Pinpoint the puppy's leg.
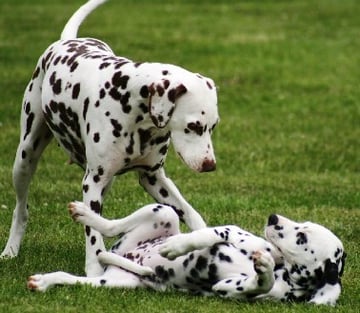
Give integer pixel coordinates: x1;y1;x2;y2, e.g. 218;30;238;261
69;201;180;253
28;269;142;292
139;168;206;231
69;202;180;237
1;67;53;258
212;251;275;299
98;251;154;276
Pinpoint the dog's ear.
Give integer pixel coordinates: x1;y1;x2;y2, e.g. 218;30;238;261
309;259;344;306
147;82;187;128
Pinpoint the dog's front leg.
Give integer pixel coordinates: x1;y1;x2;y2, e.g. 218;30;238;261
81;167;112;277
213;251;275;299
139;168;206;230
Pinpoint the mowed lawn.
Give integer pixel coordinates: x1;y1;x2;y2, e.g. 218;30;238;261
0;0;359;312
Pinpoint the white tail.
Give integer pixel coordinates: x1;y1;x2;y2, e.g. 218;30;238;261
60;0;108;40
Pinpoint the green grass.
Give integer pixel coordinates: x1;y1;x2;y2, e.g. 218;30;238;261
0;0;359;312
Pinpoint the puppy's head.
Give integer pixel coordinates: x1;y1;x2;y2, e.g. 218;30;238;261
265;214;346;305
147;70;219;173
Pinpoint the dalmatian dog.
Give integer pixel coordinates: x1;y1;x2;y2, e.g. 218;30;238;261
1;0;219;276
28;202;346;306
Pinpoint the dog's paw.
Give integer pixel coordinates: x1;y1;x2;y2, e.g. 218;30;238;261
252;250;275;274
159;234;193;260
27;274;51;292
68;201;94;223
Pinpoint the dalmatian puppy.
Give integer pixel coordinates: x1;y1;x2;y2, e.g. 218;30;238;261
28;202;346;306
1;0;219;276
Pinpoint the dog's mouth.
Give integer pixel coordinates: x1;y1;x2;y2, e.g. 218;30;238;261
176;152;216;172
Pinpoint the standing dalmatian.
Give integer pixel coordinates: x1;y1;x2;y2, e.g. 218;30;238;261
1;0;219;277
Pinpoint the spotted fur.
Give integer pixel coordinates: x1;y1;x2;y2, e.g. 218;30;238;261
1;0;219;277
28;203;345;306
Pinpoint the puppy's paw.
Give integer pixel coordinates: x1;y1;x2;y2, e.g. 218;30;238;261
159;234;193;260
68;201;94;224
27;274;51;292
252;250;275;274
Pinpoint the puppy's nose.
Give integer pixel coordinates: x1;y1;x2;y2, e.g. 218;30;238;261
268;214;279;226
201;159;216;172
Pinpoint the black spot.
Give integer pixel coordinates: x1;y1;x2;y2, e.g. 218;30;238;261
125;133;135;154
110;119;122;137
187;121;204;136
139;102;149;113
208;263;218;283
32;66;40;79
23;112;35;140
159;188;169;198
195;256;208;271
93;132;100;143
190;268;199;278
72;83;81;99
91;236;96;245
155;265;170;282
21;150;27;159
218;253;232;263
99;88;106;99
53;78;62;94
83;184;89;192
135;115;144;123
100;279;106;285
70;61;79;72
83;97;89;120
146;175;157;186
90;201;101;214
240;249;247;255
140;85;149;98
159;145;168;155
112;71;130;89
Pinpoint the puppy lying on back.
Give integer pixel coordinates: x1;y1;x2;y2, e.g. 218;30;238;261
28;202;346;306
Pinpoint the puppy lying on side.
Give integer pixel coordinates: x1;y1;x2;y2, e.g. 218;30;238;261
28;202;346;306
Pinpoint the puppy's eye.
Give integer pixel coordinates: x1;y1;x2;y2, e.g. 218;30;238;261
186;121;204;136
296;232;308;245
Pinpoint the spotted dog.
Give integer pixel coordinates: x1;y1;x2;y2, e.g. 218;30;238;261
1;0;219;276
28;202;345;306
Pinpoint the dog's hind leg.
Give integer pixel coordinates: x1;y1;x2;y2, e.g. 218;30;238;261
28;268;142;292
1;66;53;258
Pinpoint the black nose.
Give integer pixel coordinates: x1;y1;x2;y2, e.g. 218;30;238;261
201;159;216;172
268;214;279;226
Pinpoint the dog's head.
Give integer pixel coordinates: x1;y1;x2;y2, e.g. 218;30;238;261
265;214;346;306
146;69;219;173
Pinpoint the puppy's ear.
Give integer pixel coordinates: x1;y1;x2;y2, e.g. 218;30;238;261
309;259;343;306
147;82;187;128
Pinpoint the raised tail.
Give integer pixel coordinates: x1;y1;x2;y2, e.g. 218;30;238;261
60;0;108;40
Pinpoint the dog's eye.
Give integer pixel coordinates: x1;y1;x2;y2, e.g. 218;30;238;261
296;232;308;245
186;121;204;136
